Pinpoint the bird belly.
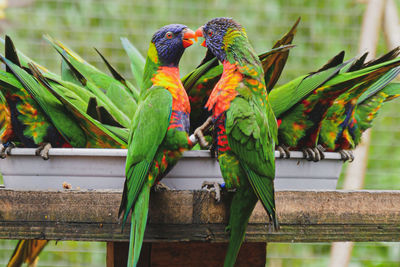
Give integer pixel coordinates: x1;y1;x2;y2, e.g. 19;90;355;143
214;113;244;189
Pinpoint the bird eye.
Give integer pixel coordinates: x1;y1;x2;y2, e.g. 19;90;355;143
165;32;174;39
207;29;213;37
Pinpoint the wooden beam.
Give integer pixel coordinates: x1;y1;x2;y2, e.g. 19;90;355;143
106;242;266;267
1;189;400;242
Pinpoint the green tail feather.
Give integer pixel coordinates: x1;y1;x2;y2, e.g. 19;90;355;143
243;165;278;230
128;184;150;267
224;181;259;267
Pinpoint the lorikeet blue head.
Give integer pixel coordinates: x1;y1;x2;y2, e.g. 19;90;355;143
151;24;196;67
195;17;244;62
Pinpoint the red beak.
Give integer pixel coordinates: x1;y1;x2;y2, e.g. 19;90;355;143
195;27;207;47
182;29;197;48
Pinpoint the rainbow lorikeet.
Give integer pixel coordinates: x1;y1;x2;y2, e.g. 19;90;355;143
183;18;299;134
43;35;134;129
1;38;129;267
350;82;400;146
319;76;400;160
0;63;80;158
118;24;197;267
318;49;400;160
195;18;278;267
0;90;12;146
276;48;400;161
0;36;129;132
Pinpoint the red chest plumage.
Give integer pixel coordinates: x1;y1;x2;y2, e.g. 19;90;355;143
205;61;242;119
214;113;231;155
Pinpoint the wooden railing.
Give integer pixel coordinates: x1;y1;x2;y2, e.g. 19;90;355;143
1;189;399;266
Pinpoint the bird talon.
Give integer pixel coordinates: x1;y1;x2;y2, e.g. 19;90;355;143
316;145;326;160
277;145;291;159
1;142;15;158
302;148;315;161
193;117;213;148
154;182;171;192
201;181;221;202
312;147;321;162
348;150;355;162
35;143;52;160
339;150;354;162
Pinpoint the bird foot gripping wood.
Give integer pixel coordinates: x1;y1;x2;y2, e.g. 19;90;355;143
302;146;325;162
276;145;291;159
339;150;354;162
201;181;222;202
154;182;171;192
191;117;213;149
0;142;15;159
35;143;52;160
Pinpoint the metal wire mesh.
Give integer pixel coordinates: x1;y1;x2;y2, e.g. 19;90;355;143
0;0;399;266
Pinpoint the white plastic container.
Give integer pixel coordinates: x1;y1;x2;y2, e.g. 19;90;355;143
0;148;343;190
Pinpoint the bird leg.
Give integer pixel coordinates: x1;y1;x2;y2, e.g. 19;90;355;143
339;150;354;162
276;144;291;159
192;116;213;148
35;143;52;160
0;142;15;159
201;181;221;202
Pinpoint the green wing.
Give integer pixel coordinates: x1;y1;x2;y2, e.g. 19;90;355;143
262;17;300;92
270;51;350;117
356;82;400;133
44;35;138;117
28;63;127;148
0;55;87;147
119;86;172;226
225;96;277;227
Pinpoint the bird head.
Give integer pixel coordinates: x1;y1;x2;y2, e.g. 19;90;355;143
151;24;196;67
195;17;244;62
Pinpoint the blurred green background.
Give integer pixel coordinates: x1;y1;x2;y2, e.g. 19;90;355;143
0;0;399;266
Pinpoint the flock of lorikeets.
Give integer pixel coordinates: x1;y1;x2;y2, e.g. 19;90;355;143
2;17;400;267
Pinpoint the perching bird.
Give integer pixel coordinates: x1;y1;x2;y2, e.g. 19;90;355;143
118;24;196;267
2;37;128;267
0;50;81;158
275;48;400;161
0;89;12;145
183;17;299;133
318;48;400;160
319;78;400;158
195;17;278;267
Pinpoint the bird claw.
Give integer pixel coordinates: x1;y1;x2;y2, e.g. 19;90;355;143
277;145;290;159
303;147;324;162
154;182;171;192
35;143;52;160
339;150;354;162
193;117;213;149
316;145;326;161
0;142;15;159
201;181;221;202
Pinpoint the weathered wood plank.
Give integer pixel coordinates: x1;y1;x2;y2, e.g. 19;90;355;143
1;189;400;242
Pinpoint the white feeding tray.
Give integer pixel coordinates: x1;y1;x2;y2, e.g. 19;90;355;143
0;148;343;190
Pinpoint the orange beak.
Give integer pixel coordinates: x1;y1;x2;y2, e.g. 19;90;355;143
182;29;197;48
195;27;207;47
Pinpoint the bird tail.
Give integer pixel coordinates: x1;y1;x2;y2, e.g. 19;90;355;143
127;184;150;267
244;166;278;231
223;181;259;267
7;239;48;267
